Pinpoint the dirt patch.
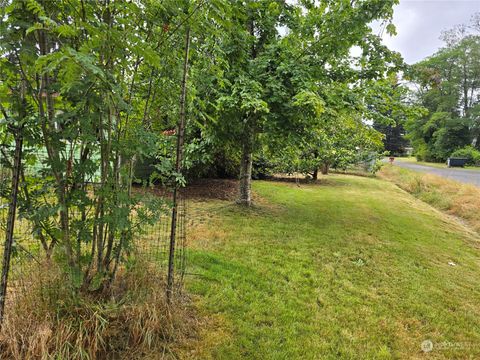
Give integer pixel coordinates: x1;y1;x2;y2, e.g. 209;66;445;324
135;179;239;202
185;179;239;201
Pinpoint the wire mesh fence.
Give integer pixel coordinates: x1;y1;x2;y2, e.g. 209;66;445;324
0;143;187;331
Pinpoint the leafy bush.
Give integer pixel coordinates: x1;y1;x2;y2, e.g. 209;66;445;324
450;146;480;166
414;142;434;162
414;141;446;163
356;151;385;174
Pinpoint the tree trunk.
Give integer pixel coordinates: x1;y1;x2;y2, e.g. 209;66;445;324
463;62;469;116
320;163;330;175
110;158;135;284
237;11;256;207
312;168;318;180
37;28;74;267
238;139;253;206
0;135;23;326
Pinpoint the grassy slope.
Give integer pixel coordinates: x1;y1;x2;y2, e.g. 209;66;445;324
186;176;480;359
379;165;480;233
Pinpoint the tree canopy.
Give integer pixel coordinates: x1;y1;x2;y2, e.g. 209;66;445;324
406;13;480;162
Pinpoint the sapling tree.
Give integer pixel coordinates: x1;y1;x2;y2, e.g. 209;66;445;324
0;0;187;293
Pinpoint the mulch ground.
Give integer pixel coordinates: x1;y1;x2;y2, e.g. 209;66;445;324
134;179;239;202
184;179;239;201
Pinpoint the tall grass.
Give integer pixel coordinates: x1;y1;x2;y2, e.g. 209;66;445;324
379;165;480;232
0;259;195;359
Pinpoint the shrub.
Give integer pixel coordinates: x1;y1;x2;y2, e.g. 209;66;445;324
413;142;428;161
414;143;441;162
450;146;480;166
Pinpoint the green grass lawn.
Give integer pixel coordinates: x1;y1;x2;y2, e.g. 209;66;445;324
394;156;480;171
186;175;480;359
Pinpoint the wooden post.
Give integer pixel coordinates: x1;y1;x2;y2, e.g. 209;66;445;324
0;135;23;326
167;26;190;303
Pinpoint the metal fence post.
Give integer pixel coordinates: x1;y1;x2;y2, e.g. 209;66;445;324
167;26;190;303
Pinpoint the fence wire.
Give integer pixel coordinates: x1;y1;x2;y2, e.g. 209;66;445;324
0;144;187;328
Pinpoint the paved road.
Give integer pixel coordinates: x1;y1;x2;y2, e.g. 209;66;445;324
393;161;480;186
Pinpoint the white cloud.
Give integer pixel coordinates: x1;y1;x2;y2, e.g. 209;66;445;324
381;0;479;64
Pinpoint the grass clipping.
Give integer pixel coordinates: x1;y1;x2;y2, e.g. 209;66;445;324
379;165;480;233
0;261;194;359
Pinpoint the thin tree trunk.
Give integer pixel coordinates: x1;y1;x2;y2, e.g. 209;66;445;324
237;12;256;206
19;169;51;255
103;153;121;270
37;28;74;267
142;69;155;128
110;157;135;283
0;135;23;326
463;62;469;116
97;0;114;276
312;150;319;180
167;26;190;303
83;200;101;288
96;112;109;274
238;138;253;206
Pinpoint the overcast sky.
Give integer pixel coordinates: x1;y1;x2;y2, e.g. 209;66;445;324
381;0;479;64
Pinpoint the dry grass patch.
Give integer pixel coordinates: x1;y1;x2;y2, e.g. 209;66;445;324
379;165;480;233
0;260;201;359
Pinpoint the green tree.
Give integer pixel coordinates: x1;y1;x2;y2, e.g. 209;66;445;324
406;13;480;161
0;0;197;290
200;0;402;205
